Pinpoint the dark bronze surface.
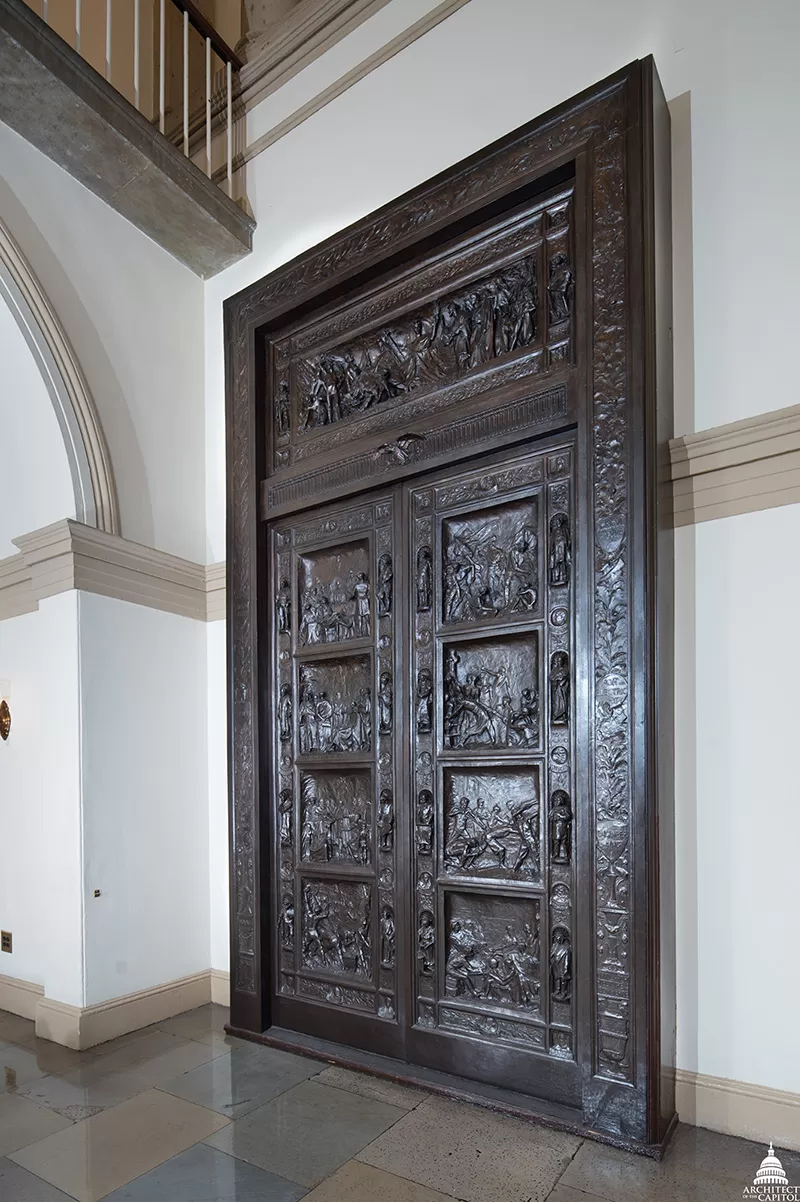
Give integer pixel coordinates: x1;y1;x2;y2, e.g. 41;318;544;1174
224;57;674;1149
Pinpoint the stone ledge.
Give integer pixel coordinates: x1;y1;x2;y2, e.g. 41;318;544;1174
0;0;254;279
0;520;226;623
669;403;800;525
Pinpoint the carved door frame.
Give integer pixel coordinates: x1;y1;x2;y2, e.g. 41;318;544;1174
224;57;674;1148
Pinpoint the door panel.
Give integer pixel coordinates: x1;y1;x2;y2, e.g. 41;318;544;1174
269;492;405;1058
407;442;578;1102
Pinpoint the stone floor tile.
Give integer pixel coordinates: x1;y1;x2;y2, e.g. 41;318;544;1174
0;1012;36;1047
315;1066;427;1112
667;1123;800;1185
546;1187;609;1202
560;1138;752;1201
19;1030;219;1118
99;1142;307;1201
8;1088;229;1202
0;1157;75;1201
82;1029;188;1071
358;1095;581;1202
206;1078;406;1188
0;1042;47;1091
0;1094;72;1157
19;1038;99;1077
159;1042;321;1119
303;1159;460;1202
157;1004;230;1043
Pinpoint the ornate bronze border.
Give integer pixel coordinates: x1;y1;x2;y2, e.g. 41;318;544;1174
224;59;673;1144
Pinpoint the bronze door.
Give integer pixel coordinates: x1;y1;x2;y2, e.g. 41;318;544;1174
269;441;579;1104
269;491;405;1058
405;443;578;1105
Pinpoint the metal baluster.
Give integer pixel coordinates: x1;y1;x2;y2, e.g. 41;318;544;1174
226;61;233;197
105;0;111;81
205;37;212;177
159;0;165;135
75;0;81;54
133;0;140;111
183;10;189;156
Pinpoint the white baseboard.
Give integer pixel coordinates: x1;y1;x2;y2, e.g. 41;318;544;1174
210;969;230;1007
0;972;44;1021
676;1068;800;1153
34;970;216;1051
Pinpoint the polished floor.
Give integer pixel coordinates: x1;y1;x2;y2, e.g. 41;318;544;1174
0;1005;795;1201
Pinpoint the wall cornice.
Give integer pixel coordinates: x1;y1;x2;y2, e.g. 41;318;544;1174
670;403;800;526
0;521;225;623
237;0;393;116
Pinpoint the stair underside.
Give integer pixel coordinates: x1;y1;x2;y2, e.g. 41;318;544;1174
0;0;254;279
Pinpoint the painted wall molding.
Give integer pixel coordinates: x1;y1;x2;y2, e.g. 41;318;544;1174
34;971;216;1050
0;972;44;1022
0;216;119;535
670;403;800;526
0;520;225;623
237;0;394;116
675;1069;800;1154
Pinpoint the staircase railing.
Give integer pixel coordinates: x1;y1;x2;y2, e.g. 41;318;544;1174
33;0;242;198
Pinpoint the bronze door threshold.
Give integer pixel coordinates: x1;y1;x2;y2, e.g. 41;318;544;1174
226;1022;677;1160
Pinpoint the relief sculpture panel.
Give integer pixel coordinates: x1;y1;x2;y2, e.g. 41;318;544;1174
443;635;540;751
301;880;372;980
443;766;540;880
300;770;372;865
298;659;372;754
295;255;540;434
444;894;541;1012
298;540;371;646
442;499;539;625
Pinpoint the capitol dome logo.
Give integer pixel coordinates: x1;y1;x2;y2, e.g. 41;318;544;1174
743;1143;798;1200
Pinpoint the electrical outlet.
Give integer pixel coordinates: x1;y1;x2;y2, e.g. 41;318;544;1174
1;931;12;953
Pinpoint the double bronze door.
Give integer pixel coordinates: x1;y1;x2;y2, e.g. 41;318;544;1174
269;438;579;1105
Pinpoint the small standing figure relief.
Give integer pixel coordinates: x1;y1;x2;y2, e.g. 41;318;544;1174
549;512;571;587
381;906;396;968
416;790;434;856
550;652;570;726
550;790;572;864
416;546;433;612
416;669;433;735
279;788;293;848
277;379;291;436
378;671;393;735
352;572;371;638
550;926;572;1002
547;253;574;325
377;553;393;617
418;909;435;976
276;577;292;634
378;788;394;852
279;893;294;949
278;683;293;743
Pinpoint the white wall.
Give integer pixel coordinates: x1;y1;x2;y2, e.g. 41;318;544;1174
78;592;210;1005
0;298;74;557
203;0;800;1095
207;621;229;972
0;593;83;1005
0;122;206;563
688;506;800;1094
